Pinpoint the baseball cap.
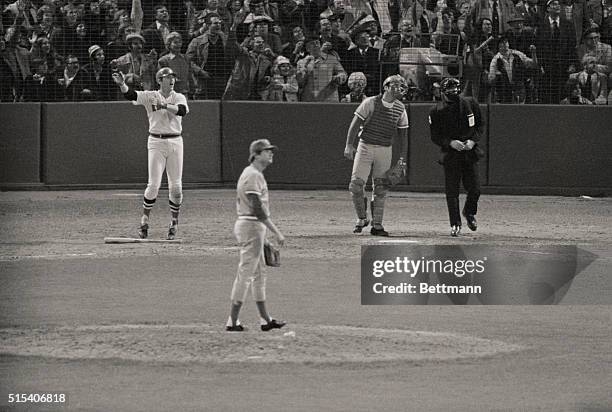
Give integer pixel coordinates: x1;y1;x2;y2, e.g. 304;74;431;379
88;44;102;59
249;139;278;162
126;33;145;44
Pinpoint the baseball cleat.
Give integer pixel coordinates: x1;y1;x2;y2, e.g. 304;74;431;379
226;324;247;332
462;209;477;231
167;222;178;240
138;223;149;239
370;226;389;237
450;225;461;237
353;218;370;233
261;319;286;331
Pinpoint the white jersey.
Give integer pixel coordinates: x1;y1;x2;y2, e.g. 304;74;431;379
236;165;270;220
134;90;189;135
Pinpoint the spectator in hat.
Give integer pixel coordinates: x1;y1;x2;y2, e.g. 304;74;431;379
362;15;385;50
296;35;347;101
341;70;367;101
267;55;299;101
248;14;283;55
111;32;158;90
536;0;577;104
576;26;612;77
504;14;536;54
82;44;114;100
343;27;381;96
240;0;273;41
223;8;273;100
158;31;191;96
569;54;608;103
187;13;231;99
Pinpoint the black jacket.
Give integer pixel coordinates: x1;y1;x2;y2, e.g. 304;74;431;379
429;96;484;155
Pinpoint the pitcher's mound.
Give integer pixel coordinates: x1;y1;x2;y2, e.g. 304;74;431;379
0;324;523;364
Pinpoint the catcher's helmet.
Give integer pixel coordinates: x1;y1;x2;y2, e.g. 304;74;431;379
440;77;461;96
156;67;177;83
383;74;407;88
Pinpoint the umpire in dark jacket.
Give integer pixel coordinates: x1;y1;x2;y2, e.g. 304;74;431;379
429;77;484;237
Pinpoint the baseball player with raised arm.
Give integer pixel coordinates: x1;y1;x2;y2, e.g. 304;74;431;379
226;139;286;332
344;74;409;237
112;67;189;240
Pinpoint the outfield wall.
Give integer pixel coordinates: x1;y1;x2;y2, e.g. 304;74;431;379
1;102;611;195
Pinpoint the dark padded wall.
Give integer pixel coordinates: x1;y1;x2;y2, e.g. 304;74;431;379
222;102;355;185
43;101;221;185
0;103;41;184
408;103;488;188
489;105;612;188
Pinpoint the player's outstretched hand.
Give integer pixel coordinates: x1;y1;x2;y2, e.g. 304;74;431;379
112;71;125;85
344;145;355;160
276;233;285;247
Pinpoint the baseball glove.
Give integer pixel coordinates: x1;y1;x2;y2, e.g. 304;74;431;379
384;159;407;186
263;242;281;267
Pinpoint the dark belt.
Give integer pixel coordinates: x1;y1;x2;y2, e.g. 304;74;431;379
150;133;181;139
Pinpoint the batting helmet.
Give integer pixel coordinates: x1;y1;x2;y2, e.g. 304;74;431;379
440;77;461;96
156;67;177;83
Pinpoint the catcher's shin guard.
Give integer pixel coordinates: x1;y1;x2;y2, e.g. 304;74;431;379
349;178;367;219
372;178;388;227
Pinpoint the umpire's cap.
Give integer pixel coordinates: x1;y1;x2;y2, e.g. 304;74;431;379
156;67;177;83
249;139;278;162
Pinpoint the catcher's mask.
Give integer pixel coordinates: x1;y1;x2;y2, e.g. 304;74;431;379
440;77;461;98
383;74;408;94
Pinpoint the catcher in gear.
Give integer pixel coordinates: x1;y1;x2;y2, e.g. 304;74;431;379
344;74;409;236
429;77;484;237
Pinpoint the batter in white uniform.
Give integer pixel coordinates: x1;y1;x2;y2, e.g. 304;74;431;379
226;139;286;332
112;67;189;240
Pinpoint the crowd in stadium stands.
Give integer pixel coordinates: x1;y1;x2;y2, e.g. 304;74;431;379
1;0;611;103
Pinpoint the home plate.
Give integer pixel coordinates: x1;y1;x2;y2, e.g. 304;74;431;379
104;237;183;244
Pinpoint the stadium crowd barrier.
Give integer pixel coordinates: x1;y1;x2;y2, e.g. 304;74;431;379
0;102;610;195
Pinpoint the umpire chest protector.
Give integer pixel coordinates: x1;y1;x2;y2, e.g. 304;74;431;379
360;96;406;147
430;96;480;147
